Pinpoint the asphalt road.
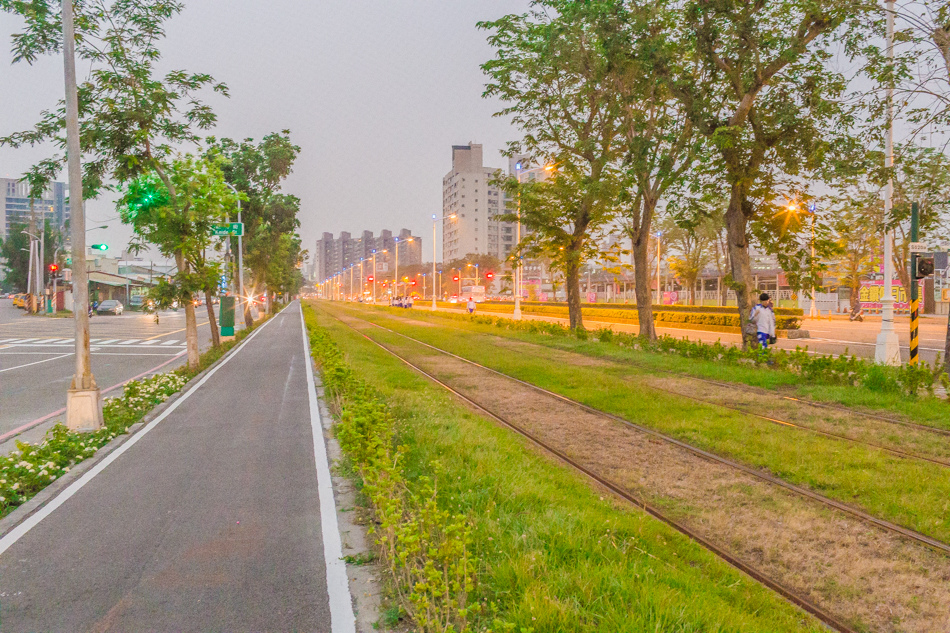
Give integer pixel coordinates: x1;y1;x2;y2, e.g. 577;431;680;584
0;301;242;449
423;305;950;364
0;303;338;632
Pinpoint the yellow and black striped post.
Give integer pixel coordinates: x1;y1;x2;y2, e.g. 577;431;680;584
910;201;920;366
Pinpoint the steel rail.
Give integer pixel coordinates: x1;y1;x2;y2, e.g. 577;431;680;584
329;313;858;633
343;313;950;558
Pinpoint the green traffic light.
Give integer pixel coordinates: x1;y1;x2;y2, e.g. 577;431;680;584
91;244;109;251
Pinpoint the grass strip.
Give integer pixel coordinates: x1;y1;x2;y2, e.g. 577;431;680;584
337;304;950;545
0;314;269;518
306;302;824;633
376;304;950;429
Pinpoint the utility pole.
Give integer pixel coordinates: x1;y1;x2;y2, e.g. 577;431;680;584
63;0;103;430
910;201;920;366
876;0;902;365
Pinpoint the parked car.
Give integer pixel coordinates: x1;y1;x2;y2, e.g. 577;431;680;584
96;299;124;315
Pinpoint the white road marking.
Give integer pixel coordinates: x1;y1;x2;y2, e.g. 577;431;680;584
118;339;141;345
141;340;159;345
160;340;179;346
0;338;18;344
299;304;356;633
0;311;279;557
97;339;119;345
0;353;73;373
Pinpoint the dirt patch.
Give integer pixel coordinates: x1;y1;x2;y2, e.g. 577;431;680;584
385;342;950;633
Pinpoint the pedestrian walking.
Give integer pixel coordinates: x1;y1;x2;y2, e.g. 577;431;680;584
749;292;776;349
467;297;476;315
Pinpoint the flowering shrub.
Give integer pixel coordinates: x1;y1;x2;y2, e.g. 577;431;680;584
0;371;188;517
307;315;503;633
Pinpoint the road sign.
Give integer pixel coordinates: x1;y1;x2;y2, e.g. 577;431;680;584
212;222;244;237
909;242;929;253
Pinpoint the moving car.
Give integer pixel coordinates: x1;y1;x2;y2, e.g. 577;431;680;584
96;299;124;315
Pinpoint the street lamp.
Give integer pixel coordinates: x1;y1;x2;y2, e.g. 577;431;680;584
432;213;457;310
654;231;662;304
224;183;245;323
876;0;901;365
513;162;555;319
394;237;413;298
371;249;386;303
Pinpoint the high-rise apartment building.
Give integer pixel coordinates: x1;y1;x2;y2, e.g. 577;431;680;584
442;143;512;262
314;229;422;282
1;178;70;240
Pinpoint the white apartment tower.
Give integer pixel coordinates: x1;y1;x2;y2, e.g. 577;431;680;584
442;144;513;262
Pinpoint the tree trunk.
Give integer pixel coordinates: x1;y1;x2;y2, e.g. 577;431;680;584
632;228;656;340
205;288;220;348
244;298;253;328
724;185;756;348
565;255;584;330
175;250;200;371
944;314;950;374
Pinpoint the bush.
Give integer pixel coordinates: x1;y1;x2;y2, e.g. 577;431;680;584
306;314;498;633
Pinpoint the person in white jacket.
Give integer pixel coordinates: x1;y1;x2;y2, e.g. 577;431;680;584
749;292;776;349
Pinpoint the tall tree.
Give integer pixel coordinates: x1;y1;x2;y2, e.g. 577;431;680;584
676;0;875;345
481;0;624;329
1;0;226;368
206;132;302;324
119;155;234;365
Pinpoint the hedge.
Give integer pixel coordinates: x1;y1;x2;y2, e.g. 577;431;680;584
490;301;804;317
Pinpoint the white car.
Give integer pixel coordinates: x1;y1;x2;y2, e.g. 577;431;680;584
96;300;124;315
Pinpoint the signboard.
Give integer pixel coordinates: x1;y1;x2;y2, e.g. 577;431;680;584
212;222;244;237
587;291;598;303
859;279;924;310
909;242;929;253
219;296;235;336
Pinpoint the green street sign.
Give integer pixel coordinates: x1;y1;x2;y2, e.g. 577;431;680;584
212;222;244;237
66;257;72;265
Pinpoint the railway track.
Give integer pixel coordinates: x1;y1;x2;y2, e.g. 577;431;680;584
338;312;950;558
327;312;860;633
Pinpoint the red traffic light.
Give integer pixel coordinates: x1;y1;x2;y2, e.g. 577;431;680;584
453;276;459;282
411;280;417;286
486;271;494;280
367;276;374;282
48;263;59;272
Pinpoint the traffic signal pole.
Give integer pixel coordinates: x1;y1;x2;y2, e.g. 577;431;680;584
910;202;920;366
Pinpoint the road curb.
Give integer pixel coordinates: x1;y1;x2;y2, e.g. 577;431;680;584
0;316;271;541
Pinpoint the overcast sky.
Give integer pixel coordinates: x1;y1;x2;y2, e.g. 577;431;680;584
0;0;530;265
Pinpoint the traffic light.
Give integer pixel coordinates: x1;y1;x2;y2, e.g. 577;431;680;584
90;244;109;251
48;263;59;273
916;257;935;279
411;280;417;286
367;276;374;282
486;271;494;280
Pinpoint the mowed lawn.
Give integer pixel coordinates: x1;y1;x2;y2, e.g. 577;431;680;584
332;303;950;546
309;303;825;632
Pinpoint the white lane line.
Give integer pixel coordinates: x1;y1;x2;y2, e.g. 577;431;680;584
41;339;72;344
12;338;39;344
160;339;179;346
97;339;119;345
299;304;357;633
141;340;159;346
0;338;18;344
118;339;141;345
0;312;279;557
0;353;73;373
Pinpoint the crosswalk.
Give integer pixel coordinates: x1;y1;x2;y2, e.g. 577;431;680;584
0;337;186;347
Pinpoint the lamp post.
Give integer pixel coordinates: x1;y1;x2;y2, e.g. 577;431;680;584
62;0;102;430
808;203;818;318
432;214;457;310
513;162;555;319
876;0;901;365
394;237;413;298
655;232;662;304
224;183;245;323
359;258;365;300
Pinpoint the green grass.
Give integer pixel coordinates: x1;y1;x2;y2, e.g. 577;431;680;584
373;304;950;429
308;302;824;633
331;303;950;546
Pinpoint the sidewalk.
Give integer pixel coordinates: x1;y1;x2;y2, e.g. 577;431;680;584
0;303;354;632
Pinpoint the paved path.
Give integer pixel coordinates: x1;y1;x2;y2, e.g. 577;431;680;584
0;303;352;632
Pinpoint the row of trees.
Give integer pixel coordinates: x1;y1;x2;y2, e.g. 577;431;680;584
0;1;305;370
481;0;950;348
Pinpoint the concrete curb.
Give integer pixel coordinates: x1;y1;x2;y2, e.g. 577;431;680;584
314;371;384;633
0;315;274;541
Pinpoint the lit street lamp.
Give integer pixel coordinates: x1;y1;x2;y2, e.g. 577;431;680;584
432;213;457;310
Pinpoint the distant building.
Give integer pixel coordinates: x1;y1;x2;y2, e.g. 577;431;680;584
315;229;422;282
1;178;70;240
442;143;513;262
